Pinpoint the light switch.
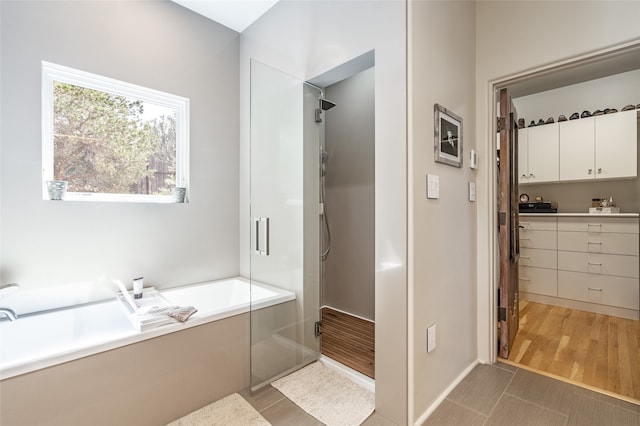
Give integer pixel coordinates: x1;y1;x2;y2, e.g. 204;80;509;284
468;182;476;202
427;174;439;199
427;324;436;353
469;149;478;169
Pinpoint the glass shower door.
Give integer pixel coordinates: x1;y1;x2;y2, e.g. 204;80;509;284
249;60;321;389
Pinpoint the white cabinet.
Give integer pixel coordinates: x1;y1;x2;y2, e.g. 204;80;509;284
557;216;639;317
518;214;640;320
518;124;559;184
559;117;595;180
559;110;638;181
595;109;637;179
518;216;558;297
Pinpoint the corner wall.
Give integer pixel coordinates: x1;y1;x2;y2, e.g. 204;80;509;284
475;1;640;363
408;1;478;422
0;1;240;302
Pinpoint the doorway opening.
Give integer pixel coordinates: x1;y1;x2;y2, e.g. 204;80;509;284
492;42;640;404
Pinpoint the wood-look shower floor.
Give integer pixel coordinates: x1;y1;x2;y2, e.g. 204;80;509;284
321;307;375;379
508;300;640;402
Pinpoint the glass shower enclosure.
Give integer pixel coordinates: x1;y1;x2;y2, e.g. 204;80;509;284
249;60;321;389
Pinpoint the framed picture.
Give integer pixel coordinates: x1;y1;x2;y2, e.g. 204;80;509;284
434;104;463;168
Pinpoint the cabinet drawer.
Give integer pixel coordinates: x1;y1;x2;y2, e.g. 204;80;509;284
558;251;639;279
519;230;557;250
558;231;639;256
519;216;557;231
520;248;557;269
520;266;557;297
558;271;639;310
557;217;639;234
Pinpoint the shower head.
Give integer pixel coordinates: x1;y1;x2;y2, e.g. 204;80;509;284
320;99;336;111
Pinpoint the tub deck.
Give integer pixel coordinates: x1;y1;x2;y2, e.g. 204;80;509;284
0;277;294;380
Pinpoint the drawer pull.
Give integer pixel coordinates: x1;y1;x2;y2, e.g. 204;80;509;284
587;241;602;245
587;287;603;292
520;256;530;259
519;277;530;281
587;262;602;266
519;238;530;241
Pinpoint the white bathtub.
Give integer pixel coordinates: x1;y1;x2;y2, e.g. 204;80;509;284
0;277;294;380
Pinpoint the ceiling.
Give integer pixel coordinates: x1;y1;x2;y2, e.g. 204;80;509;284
172;0;280;33
507;45;640;98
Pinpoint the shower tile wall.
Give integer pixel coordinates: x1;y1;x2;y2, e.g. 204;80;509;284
323;67;375;321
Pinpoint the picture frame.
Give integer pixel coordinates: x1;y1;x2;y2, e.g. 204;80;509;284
434;103;463;168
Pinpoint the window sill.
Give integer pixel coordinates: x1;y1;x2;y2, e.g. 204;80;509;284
44;193;187;204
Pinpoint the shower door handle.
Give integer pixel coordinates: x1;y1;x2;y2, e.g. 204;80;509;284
254;217;270;256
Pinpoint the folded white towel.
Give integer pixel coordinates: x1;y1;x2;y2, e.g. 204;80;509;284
147;305;197;322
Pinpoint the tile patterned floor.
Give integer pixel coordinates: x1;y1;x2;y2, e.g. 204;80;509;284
424;362;640;426
240;362;640;426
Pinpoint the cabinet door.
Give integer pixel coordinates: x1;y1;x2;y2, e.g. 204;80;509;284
520;247;557;269
558;231;639;256
559;117;595;181
595;109;637;179
519;229;557;250
557;217;639;234
520;266;557;296
527;123;559;183
518;128;528;183
558;250;639;279
519;216;557;231
558;271;639;310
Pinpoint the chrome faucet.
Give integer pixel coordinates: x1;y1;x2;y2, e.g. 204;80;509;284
0;307;17;321
0;283;20;321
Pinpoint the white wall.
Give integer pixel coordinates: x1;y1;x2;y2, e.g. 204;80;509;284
239;1;407;423
0;1;240;310
323;67;375;321
513;69;640;125
408;1;477;423
475;0;640;363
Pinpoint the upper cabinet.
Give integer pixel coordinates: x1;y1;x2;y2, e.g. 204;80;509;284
559;110;637;182
559;117;595;180
519;123;560;184
595;109;637;179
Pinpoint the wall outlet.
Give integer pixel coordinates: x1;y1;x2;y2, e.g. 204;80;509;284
427;324;436;353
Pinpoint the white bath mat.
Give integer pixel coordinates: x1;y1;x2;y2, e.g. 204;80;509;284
167;393;270;426
272;361;375;426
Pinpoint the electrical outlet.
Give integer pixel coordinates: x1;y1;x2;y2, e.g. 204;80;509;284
427;324;436;353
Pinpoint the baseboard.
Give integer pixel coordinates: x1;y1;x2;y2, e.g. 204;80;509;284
413;359;479;426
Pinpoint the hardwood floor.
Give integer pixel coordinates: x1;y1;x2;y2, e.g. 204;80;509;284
321;307;375;378
508;300;640;402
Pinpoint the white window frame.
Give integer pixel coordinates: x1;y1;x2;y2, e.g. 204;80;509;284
42;61;190;203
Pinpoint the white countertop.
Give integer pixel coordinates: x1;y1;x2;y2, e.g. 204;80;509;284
519;213;639;218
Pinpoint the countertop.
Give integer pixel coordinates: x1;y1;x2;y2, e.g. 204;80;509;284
519;213;639;218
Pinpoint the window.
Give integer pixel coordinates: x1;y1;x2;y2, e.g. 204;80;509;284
42;61;189;202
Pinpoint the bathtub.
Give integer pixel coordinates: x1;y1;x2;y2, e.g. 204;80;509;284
0;277;295;380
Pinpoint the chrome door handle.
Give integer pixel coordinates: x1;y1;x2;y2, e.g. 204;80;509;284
254;217;270;256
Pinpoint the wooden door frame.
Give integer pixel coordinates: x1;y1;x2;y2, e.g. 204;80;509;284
480;40;640;364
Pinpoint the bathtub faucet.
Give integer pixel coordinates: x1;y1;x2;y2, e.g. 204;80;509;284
0;307;17;321
0;283;20;321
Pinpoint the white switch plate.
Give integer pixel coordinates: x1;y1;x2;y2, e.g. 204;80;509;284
469;149;478;169
427;324;436;353
468;182;476;202
427;174;439;199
